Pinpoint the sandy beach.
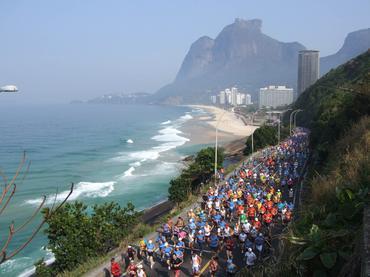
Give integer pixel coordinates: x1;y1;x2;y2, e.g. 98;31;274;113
182;105;258;145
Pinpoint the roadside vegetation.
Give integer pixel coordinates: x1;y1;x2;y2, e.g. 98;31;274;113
168;146;224;204
244;125;289;155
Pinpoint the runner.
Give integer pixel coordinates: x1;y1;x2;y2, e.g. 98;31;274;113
171;253;183;277
127;245;136;262
245;247;257;268
226;258;237;276
136;264;147;277
146;239;155;269
110;257;122;277
138;238;147;260
191;252;202;276
126;260;137;277
209;256;219;277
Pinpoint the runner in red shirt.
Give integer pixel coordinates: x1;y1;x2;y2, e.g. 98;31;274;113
110;257;122;277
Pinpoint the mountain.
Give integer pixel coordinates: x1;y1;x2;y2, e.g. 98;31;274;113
154;19;306;104
320;28;370;75
80;92;151;105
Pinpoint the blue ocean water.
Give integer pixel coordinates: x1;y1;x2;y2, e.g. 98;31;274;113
0;104;206;276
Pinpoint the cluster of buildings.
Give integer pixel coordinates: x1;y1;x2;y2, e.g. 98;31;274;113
258;50;320;109
209;50;320;110
210;87;252;106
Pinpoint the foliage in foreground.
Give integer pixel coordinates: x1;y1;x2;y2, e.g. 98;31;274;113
168;147;224;204
40;202;140;273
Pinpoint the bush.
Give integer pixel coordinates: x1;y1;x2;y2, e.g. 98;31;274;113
244;125;278;155
34;258;53;277
168;147;224;204
42;201;140;272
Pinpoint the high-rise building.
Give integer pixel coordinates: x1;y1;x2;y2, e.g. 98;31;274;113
219;91;226;105
245;94;252;105
259;85;294;109
210;95;217;104
297;50;320;96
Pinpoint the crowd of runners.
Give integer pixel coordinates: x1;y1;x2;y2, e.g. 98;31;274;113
110;129;309;276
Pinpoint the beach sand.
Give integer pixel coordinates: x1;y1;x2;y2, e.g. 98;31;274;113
182;105;258;146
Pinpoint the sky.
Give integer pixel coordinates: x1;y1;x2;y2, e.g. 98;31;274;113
0;0;369;105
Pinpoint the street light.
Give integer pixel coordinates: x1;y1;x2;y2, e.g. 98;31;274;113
289;109;302;135
293;109;303;129
214;109;227;187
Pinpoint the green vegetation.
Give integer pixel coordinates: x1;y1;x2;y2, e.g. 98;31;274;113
261;50;370;276
288;49;370;166
168;147;224;204
244;125;289;155
39;202;140;274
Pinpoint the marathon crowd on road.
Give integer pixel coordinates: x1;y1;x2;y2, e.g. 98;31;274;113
110;129;309;277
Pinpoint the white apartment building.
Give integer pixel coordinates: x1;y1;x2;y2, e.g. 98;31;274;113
245;94;252;105
259;85;294;109
219;91;226;104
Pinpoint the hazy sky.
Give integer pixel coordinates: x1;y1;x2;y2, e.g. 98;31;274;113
1;0;369;104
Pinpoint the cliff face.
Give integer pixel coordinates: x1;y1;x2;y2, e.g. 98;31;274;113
321;28;370;75
155;19;306;103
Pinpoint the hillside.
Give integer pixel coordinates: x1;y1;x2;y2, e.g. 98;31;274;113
321;28;370;75
273;50;370;276
291;49;370;165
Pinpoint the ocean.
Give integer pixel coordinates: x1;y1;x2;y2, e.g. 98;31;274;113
0;104;208;276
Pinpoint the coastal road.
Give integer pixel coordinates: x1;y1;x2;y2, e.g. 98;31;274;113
89;130;308;277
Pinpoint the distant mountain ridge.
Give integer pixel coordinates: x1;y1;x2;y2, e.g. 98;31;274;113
320;28;370;75
153;19;370;104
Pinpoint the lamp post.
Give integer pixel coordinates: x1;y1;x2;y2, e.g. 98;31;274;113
289;109;302;135
214;109;227;187
293;109;303;129
251;130;254;154
278;113;281;144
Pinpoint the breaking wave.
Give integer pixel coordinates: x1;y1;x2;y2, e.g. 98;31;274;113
25;181;116;206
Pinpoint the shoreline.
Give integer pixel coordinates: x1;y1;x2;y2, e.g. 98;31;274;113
187;104;258;138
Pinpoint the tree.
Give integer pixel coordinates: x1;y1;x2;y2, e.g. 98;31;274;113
244;125;278;155
43;201;140;272
0;152;73;264
168;147;224;204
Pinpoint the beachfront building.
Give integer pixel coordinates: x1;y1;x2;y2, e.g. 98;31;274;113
211;87;252;106
259;85;294;109
297;50;320;97
246;94;252;105
219;91;226;104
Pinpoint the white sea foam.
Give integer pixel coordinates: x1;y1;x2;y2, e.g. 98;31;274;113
25;181;116;206
126;139;134;144
1;257;33;276
161;120;171;125
130;161;142;167
111;112;191;164
179;114;193;121
129;149;160;161
123;166;135;177
18;248;54;277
